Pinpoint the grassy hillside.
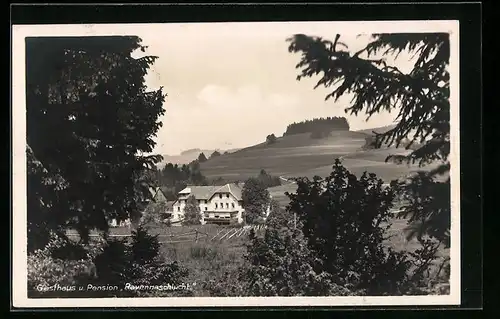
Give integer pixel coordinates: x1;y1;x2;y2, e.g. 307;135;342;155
158;148;240;166
355;124;397;135
199;131;367;181
197;126;444;208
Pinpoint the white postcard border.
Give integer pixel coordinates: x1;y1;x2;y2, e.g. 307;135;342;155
12;20;461;308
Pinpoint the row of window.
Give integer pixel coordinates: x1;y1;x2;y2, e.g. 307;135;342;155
177;202;236;212
215;202;235;209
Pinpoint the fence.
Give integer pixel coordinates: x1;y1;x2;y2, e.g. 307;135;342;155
66;224;267;244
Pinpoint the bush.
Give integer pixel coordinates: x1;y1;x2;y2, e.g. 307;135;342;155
182;195;202;226
283;159;441;295
242;178;270;224
257;169;281;188
241;226;353;296
94;226;190;297
266;134;277;145
28;227;191;298
265;199;290;229
27;233;98;298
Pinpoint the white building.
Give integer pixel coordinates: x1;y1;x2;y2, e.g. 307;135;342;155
171;183;271;225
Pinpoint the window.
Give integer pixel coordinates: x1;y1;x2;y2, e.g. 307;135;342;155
232;203;235;208
204;200;208;204
219;194;222;199
226;194;230;198
215;203;218;209
204;207;207;211
177;207;180;212
226;203;229;208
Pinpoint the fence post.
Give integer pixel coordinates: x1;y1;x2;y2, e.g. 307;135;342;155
195;230;198;242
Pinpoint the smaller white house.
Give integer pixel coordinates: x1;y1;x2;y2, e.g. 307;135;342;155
171;183;271;225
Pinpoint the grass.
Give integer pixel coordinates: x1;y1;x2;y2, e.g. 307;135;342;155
155;221;449;296
64;220;448;297
160;239;247;296
199;131;367;180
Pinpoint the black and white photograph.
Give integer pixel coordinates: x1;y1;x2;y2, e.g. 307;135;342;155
12;20;460;307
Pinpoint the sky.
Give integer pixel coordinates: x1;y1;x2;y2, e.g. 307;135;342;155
129;22;418;155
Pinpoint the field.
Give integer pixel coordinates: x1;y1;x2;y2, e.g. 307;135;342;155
199;131;367;181
267;146;438;207
75;127;448;297
199;129;444;208
67;224;265;297
69;219;448;297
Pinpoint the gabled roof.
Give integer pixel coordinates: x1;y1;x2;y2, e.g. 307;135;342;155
147;186;168;202
148;186;158;199
208;183;243;201
178;186;220;200
178;183;244;201
166;200;175;211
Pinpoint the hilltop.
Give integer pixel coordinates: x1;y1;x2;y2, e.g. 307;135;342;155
199;130;368;181
158;148;240;167
354;124;398;135
197;124;436;207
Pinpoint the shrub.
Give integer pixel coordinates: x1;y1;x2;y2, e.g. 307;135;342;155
189;244;219;260
257;169;281;188
28;227;191;298
94;226;190;297
265;199;290;229
182;195;202;226
27;233;97;298
284;159;441;295
266;134;277;145
242;178;270;224
241;226;353;296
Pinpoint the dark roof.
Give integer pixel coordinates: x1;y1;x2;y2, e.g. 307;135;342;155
178;183;244;201
166;201;175;210
178;186;220;200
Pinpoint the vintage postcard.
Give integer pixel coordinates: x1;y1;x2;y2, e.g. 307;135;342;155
12;20;460;308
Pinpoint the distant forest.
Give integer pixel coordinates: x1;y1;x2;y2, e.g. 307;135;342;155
283;117;350;136
152;161;208;201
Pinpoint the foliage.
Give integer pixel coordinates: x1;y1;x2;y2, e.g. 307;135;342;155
210;177;228;186
265;199;292;229
157;161;208;201
287;32;451;247
141;200;169;225
362;135;378;150
182;195;202;226
27;233;96;297
266;133;277;144
26;36;166;250
28;227;190;298
395;169;451;245
285;160;441;295
241;178;271;224
93;226;190;297
257;169;282;188
283;116;349;136
210;150;221;159
241;221;353;296
198;152;208;163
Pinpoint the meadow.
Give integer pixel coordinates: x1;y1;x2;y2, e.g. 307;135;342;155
200;129;443;208
199;131;367;181
62;128;450;297
81;218;449;297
